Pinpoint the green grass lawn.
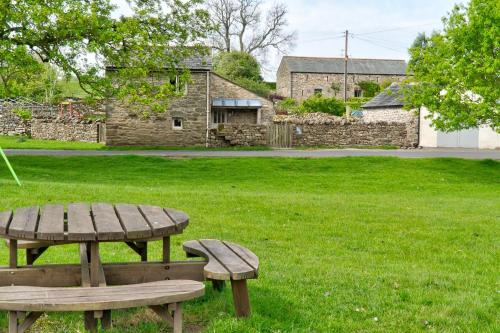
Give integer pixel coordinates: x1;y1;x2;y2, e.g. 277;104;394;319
0;156;498;332
0;135;271;151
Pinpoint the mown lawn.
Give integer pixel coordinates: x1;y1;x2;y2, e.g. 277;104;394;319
0;156;498;333
0;135;271;151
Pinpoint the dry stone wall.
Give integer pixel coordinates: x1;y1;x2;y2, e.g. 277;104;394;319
362;107;416;123
0;110;30;136
31;119;101;142
274;113;418;147
209;124;268;147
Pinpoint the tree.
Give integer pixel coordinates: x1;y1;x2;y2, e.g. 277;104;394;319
213;51;261;81
207;0;296;55
213;51;271;97
405;0;499;131
357;81;380;98
0;0;211;113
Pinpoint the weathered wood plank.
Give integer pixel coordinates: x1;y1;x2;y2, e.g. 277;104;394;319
8;207;39;239
0;210;13;234
91;203;124;241
114;204;152;239
163;208;189;232
0;261;206;287
139;205;176;236
37;205;65;241
200;239;254;280
0;280;205;312
223;241;259;272
183;240;231;280
67;204;95;241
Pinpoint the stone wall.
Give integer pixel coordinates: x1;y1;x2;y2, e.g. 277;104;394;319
276;61;291;98
362;107;416;124
209;124;268;147
31;118;101;142
274;113;418;147
106;71;209;146
290;73;406;101
0;110;30;136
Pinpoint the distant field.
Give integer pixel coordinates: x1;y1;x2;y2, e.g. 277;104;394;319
0;156;498;332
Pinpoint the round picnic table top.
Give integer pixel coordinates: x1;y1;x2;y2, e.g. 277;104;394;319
0;203;189;242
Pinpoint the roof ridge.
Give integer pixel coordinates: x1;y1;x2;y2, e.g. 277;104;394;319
283;56;406;62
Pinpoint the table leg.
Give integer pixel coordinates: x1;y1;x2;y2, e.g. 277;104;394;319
163;236;170;263
9;239;17;268
89;242;100;287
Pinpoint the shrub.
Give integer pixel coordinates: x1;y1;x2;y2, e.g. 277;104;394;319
298;95;345;116
213;51;262;82
346;97;371;111
380;79;394;90
276;98;299;113
232;77;271;98
357;80;381;97
11;108;32;121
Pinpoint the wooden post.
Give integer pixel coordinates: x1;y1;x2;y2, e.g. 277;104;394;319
9;239;17;268
163;236;170;263
172;303;182;333
231;280;251;317
90;242;100;287
9;311;17;333
138;242;147;262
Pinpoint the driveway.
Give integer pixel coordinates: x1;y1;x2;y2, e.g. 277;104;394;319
4;148;499;159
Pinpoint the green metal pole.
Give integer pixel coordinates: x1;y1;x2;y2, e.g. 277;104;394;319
0;147;21;186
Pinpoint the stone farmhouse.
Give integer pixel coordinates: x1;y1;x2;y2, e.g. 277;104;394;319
105;57;274;147
276;56;407;100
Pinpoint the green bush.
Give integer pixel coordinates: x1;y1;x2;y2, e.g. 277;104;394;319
357;80;381;97
233;77;271;98
346;97;371;111
298;95;345;116
213;51;262;82
11;108;32;121
276;98;299;113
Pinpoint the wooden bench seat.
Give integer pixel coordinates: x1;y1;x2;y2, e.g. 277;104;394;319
183;239;259;317
0;280;204;333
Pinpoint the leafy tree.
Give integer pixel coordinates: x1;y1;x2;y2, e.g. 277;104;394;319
405;0;499;131
0;46;44;98
213;51;261;81
357;81;380;98
0;0;211;114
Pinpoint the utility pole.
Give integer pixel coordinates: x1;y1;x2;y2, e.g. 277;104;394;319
343;30;349;102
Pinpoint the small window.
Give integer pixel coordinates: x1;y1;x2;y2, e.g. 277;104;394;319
172;117;183;130
169;75;188;95
314;88;323;95
354;88;362;97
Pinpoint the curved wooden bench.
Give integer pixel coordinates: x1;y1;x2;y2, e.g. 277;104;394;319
183;239;259;317
0;280;204;333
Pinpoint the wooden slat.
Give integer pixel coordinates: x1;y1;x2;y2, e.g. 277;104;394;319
0;280;205;312
0;210;13;234
0;261;206;288
200;239;254;280
164;208;189;231
67;203;95;241
223;241;259;272
36;205;65;241
91;203;124;241
183;240;231;280
138;205;176;236
8;206;39;239
115;204;152;239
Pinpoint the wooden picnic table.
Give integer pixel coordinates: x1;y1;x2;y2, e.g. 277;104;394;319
0;203;194;330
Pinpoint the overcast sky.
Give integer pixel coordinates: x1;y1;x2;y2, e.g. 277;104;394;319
112;0;462;81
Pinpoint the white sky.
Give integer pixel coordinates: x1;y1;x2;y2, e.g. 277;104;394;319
111;0;462;81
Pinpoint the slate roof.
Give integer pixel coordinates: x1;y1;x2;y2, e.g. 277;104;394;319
281;56;407;75
106;55;212;71
362;83;405;109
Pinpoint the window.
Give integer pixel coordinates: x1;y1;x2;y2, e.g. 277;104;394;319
314;88;323;95
354;88;362;97
172;117;183;130
213;110;227;124
169;75;188;95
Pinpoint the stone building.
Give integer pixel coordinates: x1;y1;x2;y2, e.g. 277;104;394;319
361;83;416;123
276;56;407;101
105;57;274;147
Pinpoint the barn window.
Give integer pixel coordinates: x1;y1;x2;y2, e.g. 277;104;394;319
212;110;227;124
314;88;323;95
354;88;362;97
172;117;183;130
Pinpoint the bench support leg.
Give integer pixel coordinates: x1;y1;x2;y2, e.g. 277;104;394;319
125;242;148;261
9;311;42;333
84;312;98;333
101;310;112;329
231;280;251;317
149;302;182;333
212;279;226;292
